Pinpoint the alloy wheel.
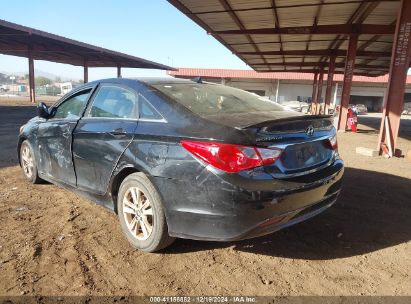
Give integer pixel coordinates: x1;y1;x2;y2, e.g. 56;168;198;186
122;187;154;241
21;145;34;179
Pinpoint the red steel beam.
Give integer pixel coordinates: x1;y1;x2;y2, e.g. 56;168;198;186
28;46;35;104
314;69;325;115
301;0;324;68
254;69;386;77
214;24;395;35
251;62;388;69
310;72;319;114
377;0;411;155
239;49;390;57
338;34;359;131
218;0;268;66
318;1;380;65
191;0;397;15
270;0;286;67
324;56;336;114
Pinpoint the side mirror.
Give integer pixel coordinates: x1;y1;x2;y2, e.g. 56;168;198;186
37;102;50;119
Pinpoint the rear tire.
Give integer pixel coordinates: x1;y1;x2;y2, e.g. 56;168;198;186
20;140;43;184
117;172;175;252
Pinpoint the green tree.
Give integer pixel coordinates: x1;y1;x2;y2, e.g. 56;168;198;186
35;76;52;86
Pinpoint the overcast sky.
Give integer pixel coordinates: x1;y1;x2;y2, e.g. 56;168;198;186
0;0;249;81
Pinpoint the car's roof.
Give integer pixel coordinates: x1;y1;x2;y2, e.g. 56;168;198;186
73;77;216;93
94;77;197;85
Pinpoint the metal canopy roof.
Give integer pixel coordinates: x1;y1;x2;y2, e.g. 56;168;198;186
168;0;403;76
0;19;173;70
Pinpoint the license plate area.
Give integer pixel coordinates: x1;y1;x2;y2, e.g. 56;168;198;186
279;140;332;173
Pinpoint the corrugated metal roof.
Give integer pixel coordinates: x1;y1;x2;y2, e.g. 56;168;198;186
0;19;173;70
168;0;403;76
168;67;411;83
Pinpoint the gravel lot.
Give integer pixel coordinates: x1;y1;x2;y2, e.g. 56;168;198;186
0;99;410;296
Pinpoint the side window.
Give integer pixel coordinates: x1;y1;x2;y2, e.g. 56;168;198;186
87;85;137;119
139;94;164;120
53;89;91;119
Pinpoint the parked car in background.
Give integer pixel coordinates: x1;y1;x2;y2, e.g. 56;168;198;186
281;100;310;113
281;100;302;112
402;102;411;115
300;101;310;114
355;104;368;114
18;78;344;252
0;84;9;93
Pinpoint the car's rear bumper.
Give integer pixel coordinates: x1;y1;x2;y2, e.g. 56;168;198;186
153;159;344;241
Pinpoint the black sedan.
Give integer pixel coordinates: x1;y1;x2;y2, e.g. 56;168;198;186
18;78;343;252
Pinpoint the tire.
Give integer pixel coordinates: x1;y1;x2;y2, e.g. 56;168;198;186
20;140;43;184
117;172;175;252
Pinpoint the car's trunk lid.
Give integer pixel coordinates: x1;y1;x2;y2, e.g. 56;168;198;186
205;112;336;177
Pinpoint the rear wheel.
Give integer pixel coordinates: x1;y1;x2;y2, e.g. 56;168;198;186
20;140;42;184
117;172;175;252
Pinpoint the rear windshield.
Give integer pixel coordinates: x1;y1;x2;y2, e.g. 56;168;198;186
151;83;284;115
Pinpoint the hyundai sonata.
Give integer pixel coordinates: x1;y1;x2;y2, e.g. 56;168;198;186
18;78;343;252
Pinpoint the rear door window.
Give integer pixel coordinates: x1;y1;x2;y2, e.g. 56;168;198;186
87;85;138;119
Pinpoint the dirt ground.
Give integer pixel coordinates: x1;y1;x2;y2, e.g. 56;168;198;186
0;98;410;296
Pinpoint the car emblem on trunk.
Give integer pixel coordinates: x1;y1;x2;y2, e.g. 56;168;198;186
306;125;315;136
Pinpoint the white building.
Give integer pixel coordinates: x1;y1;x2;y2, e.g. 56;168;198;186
169;68;411;112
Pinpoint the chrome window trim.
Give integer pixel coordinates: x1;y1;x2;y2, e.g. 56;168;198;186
79;116;168;123
266;134;332;150
81;116;139;122
138;117;168;123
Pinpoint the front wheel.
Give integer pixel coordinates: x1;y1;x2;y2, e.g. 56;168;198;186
20;140;42;184
117;172;175;252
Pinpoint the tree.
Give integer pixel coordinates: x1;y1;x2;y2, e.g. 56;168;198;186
35;76;52;86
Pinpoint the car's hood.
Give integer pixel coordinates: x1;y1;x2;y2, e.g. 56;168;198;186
203;110;303;129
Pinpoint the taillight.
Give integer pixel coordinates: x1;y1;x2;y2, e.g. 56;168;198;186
180;140;282;173
328;135;338;150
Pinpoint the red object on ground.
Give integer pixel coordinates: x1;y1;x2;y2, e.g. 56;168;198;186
346;108;358;132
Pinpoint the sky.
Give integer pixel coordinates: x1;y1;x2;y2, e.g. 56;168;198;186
0;0;249;81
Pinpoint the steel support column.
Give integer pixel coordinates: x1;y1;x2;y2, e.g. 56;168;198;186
315;69;325;115
275;79;280;103
377;0;411;156
117;64;122;78
337;34;358;130
83;59;88;83
324;56;336;114
310;72;319;114
333;82;339;107
28;47;35;104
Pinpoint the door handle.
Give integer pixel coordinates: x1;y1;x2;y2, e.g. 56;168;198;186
108;128;127;137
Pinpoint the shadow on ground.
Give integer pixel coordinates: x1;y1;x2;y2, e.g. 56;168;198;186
166;167;411;259
357;114;411;141
0;105;36;169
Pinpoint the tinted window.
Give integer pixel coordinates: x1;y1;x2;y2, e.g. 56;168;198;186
87;85;137;119
53;89;91;119
152;83;284;116
139;94;164;120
